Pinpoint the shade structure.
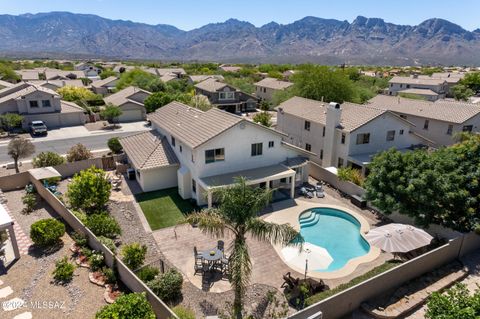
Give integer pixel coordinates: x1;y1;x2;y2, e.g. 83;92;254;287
365;223;433;253
281;242;333;271
28;167;62;180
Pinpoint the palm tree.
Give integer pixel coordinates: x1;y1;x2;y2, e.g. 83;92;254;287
185;177;302;318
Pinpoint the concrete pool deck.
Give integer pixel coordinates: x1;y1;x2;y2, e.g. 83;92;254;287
264;199;381;279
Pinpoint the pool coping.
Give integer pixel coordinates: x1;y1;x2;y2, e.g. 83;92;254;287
265;201;381;280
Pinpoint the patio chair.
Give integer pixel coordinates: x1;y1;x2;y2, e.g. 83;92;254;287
316;190;325;198
194;257;204;275
217;240;224;252
221;254;229;276
193;246;202;259
281;272;299;290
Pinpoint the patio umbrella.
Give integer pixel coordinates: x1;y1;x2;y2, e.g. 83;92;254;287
281;242;333;271
365;223;433;253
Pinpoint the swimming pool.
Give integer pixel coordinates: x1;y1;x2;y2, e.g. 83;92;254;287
299;207;371;272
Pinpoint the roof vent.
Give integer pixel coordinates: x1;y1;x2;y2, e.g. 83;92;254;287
329;102;340;109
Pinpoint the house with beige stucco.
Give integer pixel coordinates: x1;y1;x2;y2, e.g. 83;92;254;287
103;86;151;122
388;75;448;99
254;77;293;102
120;101;311;207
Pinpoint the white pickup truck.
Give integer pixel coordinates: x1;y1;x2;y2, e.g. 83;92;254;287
29;120;48;136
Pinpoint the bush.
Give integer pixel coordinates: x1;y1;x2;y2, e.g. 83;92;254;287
337;167;364;186
253;111;272;127
66;143;92;162
107;137;123;154
32;151;65;168
89;251;105;271
121;243;147;270
67;166;111;213
85;214;121;239
101;266;116;284
172;306;195;319
98;236;117;253
22;193;36;213
136;266;159;282
72;210;88;223
52;256;75;283
30;218;65;247
95;292;155;319
147;269;183;303
71;231;88;247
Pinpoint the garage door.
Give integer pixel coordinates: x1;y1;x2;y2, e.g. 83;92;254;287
119;110;143;122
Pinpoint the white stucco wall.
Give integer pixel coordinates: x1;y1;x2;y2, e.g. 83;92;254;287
138;166;178;193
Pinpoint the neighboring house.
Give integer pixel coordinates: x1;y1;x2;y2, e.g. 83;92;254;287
194;78;258;113
187;75;224;85
103;86;150;122
367;95;480;146
422;72;465;96
74;62;101;78
143;67;186;82
254;77;293;101
282;70;296;80
276;96;425;175
0;80;14;89
0;83;86;129
45;70;86;81
15;70;40;81
31;80;85;91
388;76;448;98
120;101;310;206
397;88;440;101
218;64;241;73
91;76;119;95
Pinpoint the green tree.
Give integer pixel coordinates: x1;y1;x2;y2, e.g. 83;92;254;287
57;86;101;103
107;137;123;154
121;243;147;270
67;166;111;213
253;111;272;127
291;65;355;103
460;72;480;93
0;113;23;135
426;284;480;319
95;293;155;319
116;69;165;92
100;105;123;129
8;136;35;173
66;143;92;162
0;65;20;82
144;91;192;113
32;151;65;168
185;177;301;317
337;167;364;186
99;69;116;80
452;84;474;101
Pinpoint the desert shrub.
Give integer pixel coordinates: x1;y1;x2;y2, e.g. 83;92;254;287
96;293;155;319
337;167;364;186
136;266;159;282
32;151;65;168
22;193;36;213
71;231;88;247
98;236;117;253
101;267;116;284
72;210;88;223
147;269;183;303
172;306;195;319
121;243;147;270
107;137;123;154
67;166;111;213
30;218;65;247
52;256;75;283
253;111;272;127
90;251;105;271
85;214;121;239
66;143;92;162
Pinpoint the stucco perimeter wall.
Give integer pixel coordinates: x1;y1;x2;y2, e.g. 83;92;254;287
308;162;365;197
0;172;30;191
29;174;178;319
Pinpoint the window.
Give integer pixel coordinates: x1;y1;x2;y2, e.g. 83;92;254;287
29;100;39;108
42;100;51;107
192;179;196;193
320;149;323;160
322;126;325;137
447;125;453;135
400;129;404;135
341;133;346;144
400;84;403;88
406;84;410;88
356;133;370;145
386;130;395;141
463;125;473;132
219;92;235;100
338;157;344;167
423;120;429;130
179;145;183;153
268;141;274;148
205;148;225;164
305;143;311;152
263;88;266;93
251;143;263;156
171;136;176;147
304;121;311;131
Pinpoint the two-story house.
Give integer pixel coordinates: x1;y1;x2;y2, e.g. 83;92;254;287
276;96;426;175
367;95;480;146
103;86;151;122
194;78;258;114
254;77;293;102
0;83;86;129
120;101;310;207
91;76;119;95
388;76;448;100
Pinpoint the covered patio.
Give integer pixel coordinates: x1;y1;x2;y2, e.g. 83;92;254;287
199;163;297;208
0;203;21;267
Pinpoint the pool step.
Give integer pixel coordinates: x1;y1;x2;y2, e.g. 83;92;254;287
299;213;316;224
299;213;320;227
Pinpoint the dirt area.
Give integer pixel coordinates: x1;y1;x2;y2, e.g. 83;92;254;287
84;121;123;132
0;162;34;177
1;189;108;319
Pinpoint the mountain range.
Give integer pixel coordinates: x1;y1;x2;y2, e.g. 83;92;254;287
0;12;479;65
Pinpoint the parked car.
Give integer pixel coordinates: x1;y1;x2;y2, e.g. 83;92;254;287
29;120;48;135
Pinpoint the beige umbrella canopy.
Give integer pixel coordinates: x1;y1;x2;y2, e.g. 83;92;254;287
365;223;433;253
281;243;334;271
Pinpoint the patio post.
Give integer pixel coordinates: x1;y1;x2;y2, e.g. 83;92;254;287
290;173;296;199
207;191;213;208
7;223;20;260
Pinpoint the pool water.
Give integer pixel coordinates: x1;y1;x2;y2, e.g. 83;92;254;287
299;207;370;272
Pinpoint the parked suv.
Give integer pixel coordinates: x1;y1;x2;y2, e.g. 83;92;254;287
29;120;48;136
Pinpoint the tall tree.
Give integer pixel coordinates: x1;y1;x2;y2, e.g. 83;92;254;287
185;177;301;318
0;113;23;135
8;137;35;173
100;105;123;129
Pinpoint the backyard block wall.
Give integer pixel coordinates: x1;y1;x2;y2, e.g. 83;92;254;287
308;162;365;197
0;172;30;191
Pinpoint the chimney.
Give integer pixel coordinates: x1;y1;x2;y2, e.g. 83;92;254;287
323;102;342;167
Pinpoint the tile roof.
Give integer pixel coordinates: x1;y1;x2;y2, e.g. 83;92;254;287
254;77;293;90
45;70;85;80
367;95;480;124
15;70;40;80
0;84;58;104
156;68;186;76
277;96;386;132
60;100;86;113
104;86;151;106
188;75;224;83
0;80;14;88
389;76;446;85
160;74;178;83
119;131;179;170
399;88;439;96
33;79;85;89
148;101;243;149
194;78;231;93
91;76;118;88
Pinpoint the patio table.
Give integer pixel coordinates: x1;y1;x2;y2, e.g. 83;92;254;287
200;248;223;271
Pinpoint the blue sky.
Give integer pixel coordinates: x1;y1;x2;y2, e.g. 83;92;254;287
1;0;479;31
